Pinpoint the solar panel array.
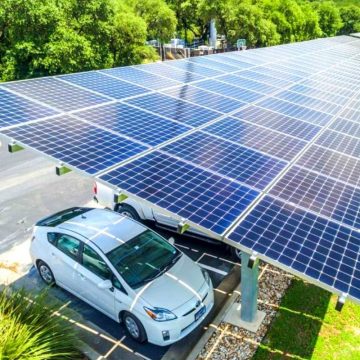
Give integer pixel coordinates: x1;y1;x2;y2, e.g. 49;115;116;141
1;35;360;303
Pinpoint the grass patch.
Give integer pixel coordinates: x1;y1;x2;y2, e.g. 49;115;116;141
253;279;360;360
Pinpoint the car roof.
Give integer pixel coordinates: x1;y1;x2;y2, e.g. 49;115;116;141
57;208;146;253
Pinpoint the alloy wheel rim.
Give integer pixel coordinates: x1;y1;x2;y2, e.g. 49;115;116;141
121;211;134;219
125;316;139;338
40;265;53;283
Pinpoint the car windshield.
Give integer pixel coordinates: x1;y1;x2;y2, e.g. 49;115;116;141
106;229;181;289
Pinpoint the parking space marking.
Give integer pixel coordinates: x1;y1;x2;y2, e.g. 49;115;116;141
103;336;126;359
198;263;228;276
174;243;189;250
195;253;206;263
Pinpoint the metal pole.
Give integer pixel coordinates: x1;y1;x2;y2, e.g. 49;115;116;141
240;252;259;322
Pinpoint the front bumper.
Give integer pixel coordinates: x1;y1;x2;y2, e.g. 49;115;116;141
144;283;215;346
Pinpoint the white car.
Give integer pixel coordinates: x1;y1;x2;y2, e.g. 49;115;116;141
30;207;214;346
93;181;241;261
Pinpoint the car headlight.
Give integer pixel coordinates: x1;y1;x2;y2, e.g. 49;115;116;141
144;307;177;321
201;268;211;285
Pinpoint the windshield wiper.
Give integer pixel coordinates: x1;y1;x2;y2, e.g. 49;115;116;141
132;253;183;289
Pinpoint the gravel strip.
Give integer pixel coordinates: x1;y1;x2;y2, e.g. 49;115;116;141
197;264;293;360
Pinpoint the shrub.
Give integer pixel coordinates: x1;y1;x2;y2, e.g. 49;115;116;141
0;287;82;359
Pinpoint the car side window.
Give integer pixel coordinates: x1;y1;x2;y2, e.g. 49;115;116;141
82;244;112;280
47;232;58;245
56;234;81;261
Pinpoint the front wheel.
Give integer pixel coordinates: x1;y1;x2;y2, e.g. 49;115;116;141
122;312;147;343
37;260;55;285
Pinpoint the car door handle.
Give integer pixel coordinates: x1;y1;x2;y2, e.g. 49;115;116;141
78;273;85;280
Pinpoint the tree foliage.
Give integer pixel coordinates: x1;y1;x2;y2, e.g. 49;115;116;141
0;0;359;81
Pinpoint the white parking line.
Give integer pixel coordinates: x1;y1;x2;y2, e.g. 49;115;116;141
198;263;228;276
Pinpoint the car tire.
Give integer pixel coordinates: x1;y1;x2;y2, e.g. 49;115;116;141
122;312;147;343
229;246;242;263
117;204;141;222
37;260;55;286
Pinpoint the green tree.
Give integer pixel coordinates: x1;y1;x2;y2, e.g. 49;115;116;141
314;1;343;37
339;5;360;34
132;0;177;42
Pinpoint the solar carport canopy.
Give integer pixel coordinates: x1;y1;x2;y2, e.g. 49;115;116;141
1;35;360;304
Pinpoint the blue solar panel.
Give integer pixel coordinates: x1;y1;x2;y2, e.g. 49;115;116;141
133;63;205;83
194;80;264;103
228;196;360;299
163;60;223;77
217;74;278;95
233;106;321;141
163;85;246;113
187;57;239;72
100;151;259;235
288;84;350;106
2;115;148;174
234;70;295;88
203;117;307;161
221;52;267;65
100;67;180;90
59;71;148;100
257;97;333;126
76;103;191;147
125;93;220;127
2;78;109;112
264;63;312;78
270;166;360;229
0;88;58;129
162;131;287;190
251;67;303;83
275;91;342;116
315;130;360;158
300;79;357;99
297;145;360;188
207;54;254;69
339;107;360;123
330;118;360;138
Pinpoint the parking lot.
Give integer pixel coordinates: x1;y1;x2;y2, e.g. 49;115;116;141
0;141;240;360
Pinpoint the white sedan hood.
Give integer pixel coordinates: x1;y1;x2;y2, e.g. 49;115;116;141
139;254;206;311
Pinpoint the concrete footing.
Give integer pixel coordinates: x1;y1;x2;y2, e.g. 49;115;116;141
224;302;266;333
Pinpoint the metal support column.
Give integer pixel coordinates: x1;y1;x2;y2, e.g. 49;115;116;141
240;252;259;322
224;251;265;332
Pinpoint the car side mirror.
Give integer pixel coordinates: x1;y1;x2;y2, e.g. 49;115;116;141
168;237;175;245
98;279;113;289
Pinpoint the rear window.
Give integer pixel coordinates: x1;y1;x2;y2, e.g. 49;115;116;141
36;207;92;227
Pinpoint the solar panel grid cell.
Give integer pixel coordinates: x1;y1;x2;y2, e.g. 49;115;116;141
1;115;148;174
186;57;241;72
59;72;149;100
125;92;221;126
330;118;360;138
161;131;287;190
256;97;333;126
315;130;360;158
233;70;295;88
2;78;109;112
275;90;343;115
193;80;264;103
0;88;58;129
161;85;247;113
217;74;278;95
100;67;180;90
297;145;360;188
270;166;360;229
76;102;191;147
233;105;322;141
203;117;307;161
164;60;223;77
100;151;260;235
133;62;205;83
228;196;360;299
